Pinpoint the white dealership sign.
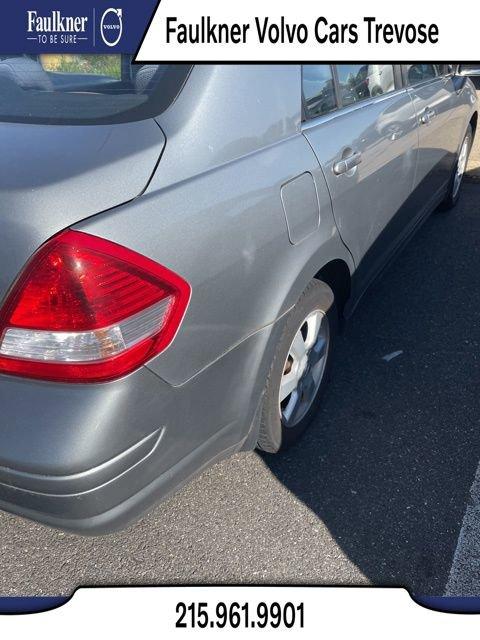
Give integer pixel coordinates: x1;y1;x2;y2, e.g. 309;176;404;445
135;0;476;62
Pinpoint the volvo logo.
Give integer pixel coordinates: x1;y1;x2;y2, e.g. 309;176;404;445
100;8;123;47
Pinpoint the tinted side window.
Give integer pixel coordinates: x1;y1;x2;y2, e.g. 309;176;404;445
406;64;444;85
336;64;395;106
302;65;337;119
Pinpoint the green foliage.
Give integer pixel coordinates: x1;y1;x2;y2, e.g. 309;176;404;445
41;55;121;79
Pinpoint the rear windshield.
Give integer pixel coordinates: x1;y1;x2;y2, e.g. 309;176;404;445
0;55;191;125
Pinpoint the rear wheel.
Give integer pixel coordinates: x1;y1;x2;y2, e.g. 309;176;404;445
439;124;473;211
257;279;337;453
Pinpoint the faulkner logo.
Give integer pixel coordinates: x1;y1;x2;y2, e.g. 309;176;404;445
100;8;123;47
27;10;89;44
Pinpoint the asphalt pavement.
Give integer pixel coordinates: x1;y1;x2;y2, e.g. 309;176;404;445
1;140;480;597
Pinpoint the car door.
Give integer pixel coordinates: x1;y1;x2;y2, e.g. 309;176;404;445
405;64;465;202
302;64;419;289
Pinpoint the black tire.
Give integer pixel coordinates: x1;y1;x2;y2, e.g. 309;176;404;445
257;279;337;453
438;124;473;212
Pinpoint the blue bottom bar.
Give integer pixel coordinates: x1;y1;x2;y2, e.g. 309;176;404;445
0;597;68;614
414;596;480;613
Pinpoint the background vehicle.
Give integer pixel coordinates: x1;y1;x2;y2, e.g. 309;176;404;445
0;59;476;534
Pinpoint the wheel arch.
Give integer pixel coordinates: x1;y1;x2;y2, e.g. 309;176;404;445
470;111;478;139
314;258;352;319
241;256;353;451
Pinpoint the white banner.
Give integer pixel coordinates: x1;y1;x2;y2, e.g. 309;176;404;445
135;0;476;62
1;588;479;637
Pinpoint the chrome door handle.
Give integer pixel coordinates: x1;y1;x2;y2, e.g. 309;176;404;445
419;108;436;125
333;151;362;176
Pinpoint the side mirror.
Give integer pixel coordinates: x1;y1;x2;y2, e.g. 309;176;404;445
457;64;480;77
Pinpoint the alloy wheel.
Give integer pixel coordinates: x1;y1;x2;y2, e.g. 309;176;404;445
453;135;470;198
279;309;330;427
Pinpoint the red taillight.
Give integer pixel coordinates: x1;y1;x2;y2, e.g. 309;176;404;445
0;230;191;383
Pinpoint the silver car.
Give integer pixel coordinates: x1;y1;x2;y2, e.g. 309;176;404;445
0;59;477;534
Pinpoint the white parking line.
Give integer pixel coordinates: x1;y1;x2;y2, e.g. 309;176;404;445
445;463;480;596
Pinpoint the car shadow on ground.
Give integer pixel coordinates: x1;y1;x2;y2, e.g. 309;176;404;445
262;183;480;595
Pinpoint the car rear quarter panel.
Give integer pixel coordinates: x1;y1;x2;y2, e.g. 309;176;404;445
0;120;166;306
77;65;354;386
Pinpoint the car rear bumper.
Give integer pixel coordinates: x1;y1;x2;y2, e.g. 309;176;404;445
0;321;280;534
0;423;241;535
